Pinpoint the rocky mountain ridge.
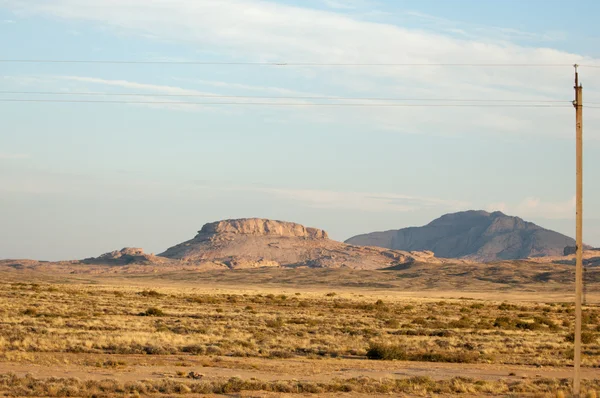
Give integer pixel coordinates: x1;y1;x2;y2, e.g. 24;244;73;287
81;248;168;266
198;219;328;240
346;211;580;262
0;219;453;272
158;218;449;270
3;216;591;273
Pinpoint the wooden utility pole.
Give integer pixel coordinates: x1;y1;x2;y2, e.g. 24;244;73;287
573;64;583;398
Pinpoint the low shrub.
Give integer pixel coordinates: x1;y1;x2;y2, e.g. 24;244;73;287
181;344;205;355
138;290;164;298
366;342;480;363
265;317;285;328
366;342;406;360
269;350;294;359
140;307;165;317
565;332;597;344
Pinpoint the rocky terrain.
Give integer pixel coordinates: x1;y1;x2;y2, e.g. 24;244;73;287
2;217;600;293
159;218;453;270
527;247;600;267
0;219;460;273
346;211;581;262
81;248;166;266
2;216;597;284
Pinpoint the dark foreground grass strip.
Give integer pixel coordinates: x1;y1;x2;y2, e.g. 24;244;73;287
1;373;599;397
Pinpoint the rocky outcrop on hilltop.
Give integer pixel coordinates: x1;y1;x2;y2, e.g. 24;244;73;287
0;219;466;273
199;219;328;240
159;218;455;270
82;248;166;265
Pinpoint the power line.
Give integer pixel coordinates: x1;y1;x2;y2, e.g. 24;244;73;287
0;91;571;103
0;98;573;107
0;59;592;67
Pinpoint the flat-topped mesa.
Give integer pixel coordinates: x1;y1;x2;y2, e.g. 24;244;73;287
198;219;329;240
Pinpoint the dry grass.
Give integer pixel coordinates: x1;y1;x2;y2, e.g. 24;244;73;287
1;373;600;397
0;279;599;396
1;282;598;367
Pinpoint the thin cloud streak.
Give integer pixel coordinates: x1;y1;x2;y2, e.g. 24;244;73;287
4;0;598;139
0;169;467;214
191;182;470;213
0;153;30;160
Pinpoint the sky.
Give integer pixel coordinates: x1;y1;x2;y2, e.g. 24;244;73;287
1;0;600;260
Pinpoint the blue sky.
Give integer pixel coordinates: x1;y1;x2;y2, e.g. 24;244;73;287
1;0;600;260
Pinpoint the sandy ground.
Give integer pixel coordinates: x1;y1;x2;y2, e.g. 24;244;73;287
2;353;599;383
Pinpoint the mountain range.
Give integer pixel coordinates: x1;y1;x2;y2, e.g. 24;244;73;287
345;210;580;262
156;218;454;269
2;218;460;272
2;212;593;274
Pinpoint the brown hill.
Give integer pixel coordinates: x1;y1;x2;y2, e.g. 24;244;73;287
346;211;581;262
0;219;459;273
158;218;454;270
3;218;598;293
528;248;600;267
81;248;165;266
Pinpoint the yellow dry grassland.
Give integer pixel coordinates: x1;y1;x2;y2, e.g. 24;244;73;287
0;279;599;397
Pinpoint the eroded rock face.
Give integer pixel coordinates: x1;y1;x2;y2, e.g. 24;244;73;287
1;219;461;272
198;219;328;240
98;248;146;260
83;248;159;265
223;257;281;269
346;211;580;262
158;218;458;270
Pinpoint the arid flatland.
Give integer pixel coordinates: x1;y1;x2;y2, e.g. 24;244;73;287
0;270;599;397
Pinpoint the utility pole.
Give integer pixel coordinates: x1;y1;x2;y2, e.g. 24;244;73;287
573;64;583;398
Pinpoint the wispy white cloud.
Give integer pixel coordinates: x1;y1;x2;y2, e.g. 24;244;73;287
191;182;469;213
2;76;50;86
172;77;324;97
3;0;599;138
4;72;583;141
6;1;592;75
0;153;30;160
11;74;329;100
1;19;16;24
320;0;373;10
263;187;433;212
59;76;201;95
51;76;222;112
397;10;562;43
0;167;467;213
42;75;316;113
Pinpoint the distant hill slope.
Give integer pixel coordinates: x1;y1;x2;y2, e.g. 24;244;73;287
345;211;579;262
0;219;466;273
158;218;458;269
